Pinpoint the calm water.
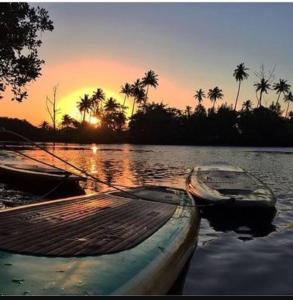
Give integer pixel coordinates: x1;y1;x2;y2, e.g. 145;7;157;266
1;144;293;295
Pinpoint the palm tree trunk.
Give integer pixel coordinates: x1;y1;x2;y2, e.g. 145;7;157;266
286;102;290;117
146;86;149;100
259;92;263;107
122;95;126;107
276;93;281;105
234;81;241;111
83;110;86;122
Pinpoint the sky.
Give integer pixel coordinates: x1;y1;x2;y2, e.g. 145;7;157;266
2;2;293;125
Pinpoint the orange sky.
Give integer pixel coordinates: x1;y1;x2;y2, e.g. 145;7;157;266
0;57;202;126
3;3;293;126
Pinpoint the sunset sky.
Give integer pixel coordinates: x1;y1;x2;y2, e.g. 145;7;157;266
2;2;293;126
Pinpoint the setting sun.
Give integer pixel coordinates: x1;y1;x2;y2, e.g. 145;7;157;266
90;116;101;126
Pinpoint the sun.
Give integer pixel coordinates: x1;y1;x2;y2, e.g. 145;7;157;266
89;116;101;126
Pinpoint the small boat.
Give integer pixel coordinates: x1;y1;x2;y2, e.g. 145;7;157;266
186;163;276;211
0;162;85;194
0;186;199;295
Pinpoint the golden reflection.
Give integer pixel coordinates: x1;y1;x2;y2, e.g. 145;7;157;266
92;145;98;155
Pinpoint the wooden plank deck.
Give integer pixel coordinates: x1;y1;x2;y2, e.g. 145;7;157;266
0;193;176;257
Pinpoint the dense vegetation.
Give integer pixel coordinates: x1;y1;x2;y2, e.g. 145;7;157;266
1;101;293;146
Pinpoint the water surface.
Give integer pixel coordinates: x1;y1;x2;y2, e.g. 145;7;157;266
1;144;292;295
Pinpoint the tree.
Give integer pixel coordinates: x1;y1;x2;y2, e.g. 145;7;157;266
91;88;105;113
39;121;50;130
284;91;293;118
273;79;291;106
130;79;146;117
242;100;252;112
104;97;120;113
61;114;74;128
185;106;192;118
0;3;54;101
208;87;224;109
254;65;274;107
254;78;271;107
120;83;132;109
46;85;60;134
142;70;159;101
194;89;206;105
77;94;92;122
233;63;249;111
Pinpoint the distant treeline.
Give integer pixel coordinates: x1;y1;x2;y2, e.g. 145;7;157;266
1;102;293;146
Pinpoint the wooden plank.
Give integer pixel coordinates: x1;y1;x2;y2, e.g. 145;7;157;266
0;193;177;256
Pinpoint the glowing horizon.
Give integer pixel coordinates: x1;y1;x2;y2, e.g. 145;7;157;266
1;3;293;126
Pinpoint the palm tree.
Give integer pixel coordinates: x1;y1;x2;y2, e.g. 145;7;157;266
77;94;92;122
194;89;205;105
91;88;105;112
130;79;146;116
208;87;224;109
233;63;249;111
104;97;120;113
141;70;159;100
185;105;192;117
254;78;271;107
284;91;293;117
120;83;132;108
242;100;252;112
61;114;73;128
273;79;291;106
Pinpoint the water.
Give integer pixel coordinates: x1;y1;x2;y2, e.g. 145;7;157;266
1;144;293;295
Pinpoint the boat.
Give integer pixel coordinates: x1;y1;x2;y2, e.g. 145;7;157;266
0;185;199;295
186;163;276;212
0;162;85;195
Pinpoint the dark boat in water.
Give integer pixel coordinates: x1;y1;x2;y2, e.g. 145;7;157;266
0;186;199;295
0;162;86;196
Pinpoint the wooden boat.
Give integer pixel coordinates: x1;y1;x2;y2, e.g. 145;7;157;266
0;186;199;295
0;162;85;193
186;163;276;210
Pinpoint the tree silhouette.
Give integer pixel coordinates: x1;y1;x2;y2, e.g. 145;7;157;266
103;98;126;131
242;100;252;112
285;91;293;117
77;94;92;122
273;79;291;106
142;70;159;101
208;87;224;109
104;97;120;112
0;3;53;101
61;114;75;128
120;83;132;109
91;88;105;114
194;89;206;106
39;121;50;130
185;106;192;118
254;78;271;107
130;79;146;117
233;63;249;110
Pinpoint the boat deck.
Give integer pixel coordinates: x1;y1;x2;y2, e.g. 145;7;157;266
0;193;176;257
